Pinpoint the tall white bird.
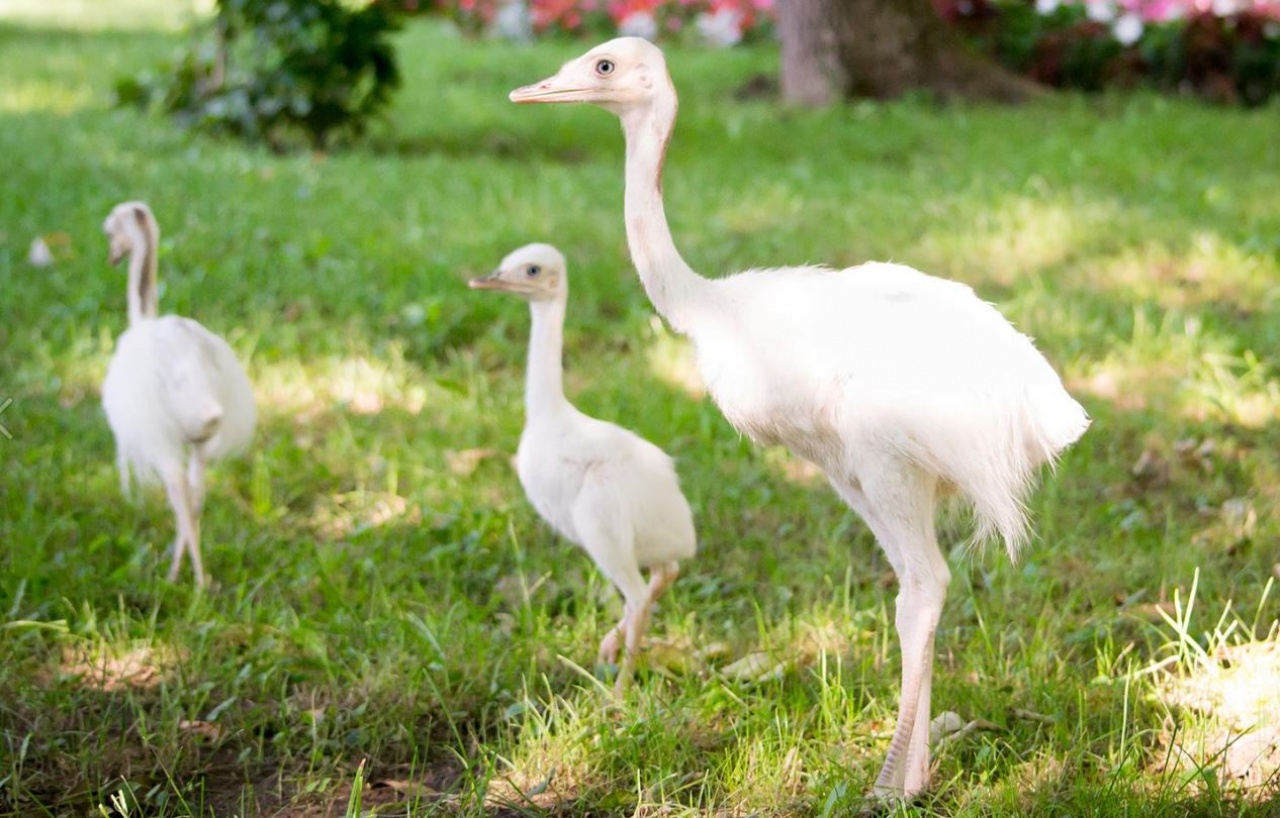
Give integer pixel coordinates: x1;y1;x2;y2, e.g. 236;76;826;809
511;39;1090;799
101;201;256;589
469;243;697;694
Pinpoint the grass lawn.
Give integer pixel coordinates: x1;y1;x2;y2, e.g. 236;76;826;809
3;5;1280;816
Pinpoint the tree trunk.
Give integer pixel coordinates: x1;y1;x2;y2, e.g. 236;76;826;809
779;0;1042;105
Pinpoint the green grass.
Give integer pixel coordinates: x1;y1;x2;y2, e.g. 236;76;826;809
3;6;1280;817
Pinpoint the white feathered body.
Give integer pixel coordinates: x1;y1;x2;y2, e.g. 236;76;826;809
103;315;256;487
516;406;696;572
684;261;1089;555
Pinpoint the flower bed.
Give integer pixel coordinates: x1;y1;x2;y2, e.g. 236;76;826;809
945;0;1280;104
381;0;1280;104
384;0;775;44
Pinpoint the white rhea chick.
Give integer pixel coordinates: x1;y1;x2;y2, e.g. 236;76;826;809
469;243;697;694
101;201;256;589
512;40;1090;800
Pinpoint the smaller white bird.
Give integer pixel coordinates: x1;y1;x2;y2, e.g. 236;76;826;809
101;201;256;589
470;243;697;694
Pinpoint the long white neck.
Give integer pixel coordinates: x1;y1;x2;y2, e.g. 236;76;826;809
619;83;710;336
126;225;159;326
525;296;572;421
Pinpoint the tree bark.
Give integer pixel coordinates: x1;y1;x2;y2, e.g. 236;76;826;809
779;0;1042;105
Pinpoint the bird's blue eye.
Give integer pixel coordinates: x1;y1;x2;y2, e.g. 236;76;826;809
527;265;541;277
596;59;615;76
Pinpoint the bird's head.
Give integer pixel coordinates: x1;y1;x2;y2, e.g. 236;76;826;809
509;37;668;115
469;243;567;302
103;201;154;266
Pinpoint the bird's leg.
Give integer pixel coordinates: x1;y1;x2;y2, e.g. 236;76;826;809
874;566;947;799
186;509;207;590
903;613;940;796
163;466;194;584
184;453;210;589
597;576;648;694
187;451;207;518
614;561;681;696
614;600;642;696
163;464;208;589
575;506;650;693
830;469;947;802
117;448;132;499
646;560;680;603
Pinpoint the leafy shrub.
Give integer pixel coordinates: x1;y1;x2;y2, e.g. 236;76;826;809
1146;9;1280;105
117;0;401;150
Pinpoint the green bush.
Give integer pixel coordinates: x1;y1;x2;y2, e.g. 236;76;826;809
117;0;401;150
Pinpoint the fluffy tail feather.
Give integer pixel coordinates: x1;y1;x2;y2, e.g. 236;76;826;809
937;387;1089;562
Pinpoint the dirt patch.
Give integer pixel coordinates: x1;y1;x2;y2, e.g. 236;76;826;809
244;757;467;817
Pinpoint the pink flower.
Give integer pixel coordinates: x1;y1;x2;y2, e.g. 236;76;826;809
1116;0;1184;21
531;0;581;29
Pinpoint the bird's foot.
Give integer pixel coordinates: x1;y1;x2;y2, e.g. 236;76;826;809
856;784;926;816
597;629;622;666
865;772;935;812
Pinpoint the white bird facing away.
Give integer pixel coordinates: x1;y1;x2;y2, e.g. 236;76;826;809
469;243;697;694
511;40;1090;800
101;201;256;589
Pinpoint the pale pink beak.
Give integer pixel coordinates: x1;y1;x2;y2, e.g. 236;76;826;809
509;74;592;104
468;270;507;290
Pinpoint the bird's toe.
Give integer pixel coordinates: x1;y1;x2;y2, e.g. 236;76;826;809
597;630;621;665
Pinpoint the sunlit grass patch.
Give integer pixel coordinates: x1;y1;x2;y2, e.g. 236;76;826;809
1143;574;1280;799
0;79;95;115
0;0;206;31
1089;232;1280;313
1157;636;1280;792
255;350;434;421
1073;306;1280;426
918;194;1098;289
58;638;184;692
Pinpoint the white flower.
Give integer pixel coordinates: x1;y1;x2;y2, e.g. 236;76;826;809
696;7;744;47
491;0;532;41
27;237;53;267
1085;0;1117;22
1113;12;1143;45
1035;0;1061;14
618;11;659;40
